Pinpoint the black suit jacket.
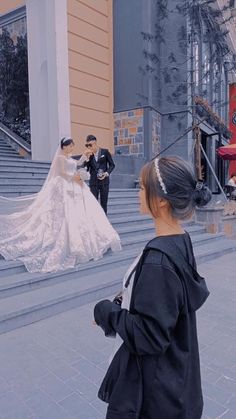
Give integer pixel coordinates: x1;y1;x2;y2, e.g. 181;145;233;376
84;148;115;186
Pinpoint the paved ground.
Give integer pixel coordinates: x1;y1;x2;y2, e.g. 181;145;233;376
0;252;235;419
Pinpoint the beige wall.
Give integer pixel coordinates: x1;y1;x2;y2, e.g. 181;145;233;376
0;0;25;15
67;0;114;154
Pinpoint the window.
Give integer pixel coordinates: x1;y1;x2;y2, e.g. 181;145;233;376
193;40;200;90
202;42;211;101
212;61;219;112
219;65;228;123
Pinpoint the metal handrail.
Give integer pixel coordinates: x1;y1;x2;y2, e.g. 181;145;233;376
0;124;31;154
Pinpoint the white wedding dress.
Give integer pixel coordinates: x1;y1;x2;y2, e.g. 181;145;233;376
0;149;121;273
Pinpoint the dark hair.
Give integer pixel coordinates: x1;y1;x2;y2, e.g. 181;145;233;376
230;172;236;178
86;135;97;142
60;137;74;149
141;156;212;220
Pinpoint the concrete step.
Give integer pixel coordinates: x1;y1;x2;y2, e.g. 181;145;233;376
122;231;224;249
0;263;129;334
0;155;24;160
0;191;39;197
0;148;18;153
0;228;223;271
110;189;138;192
0;189;138;198
0;141;14;145
0;186;138;201
115;224;154;238
0;168;49;176
0;143;14;148
0;178;45;186
0;158;50;166
0;185;41;193
0;238;143;280
0;236;235;334
0;225;216;279
0;248;138;298
108;202;138;210
0;150;17;156
0;152;21;158
104;191;139;198
106;197;138;204
0;172;138;191
0;189;139;199
109;215;153;228
0;172;47;179
0;191;138;200
194;238;236;263
0;146;15;151
0;229;151;279
108;207;141;218
0;259;25;277
116;222;205;237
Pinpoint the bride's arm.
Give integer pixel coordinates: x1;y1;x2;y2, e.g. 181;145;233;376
77;154;89;165
58;156;81;183
77;149;93;168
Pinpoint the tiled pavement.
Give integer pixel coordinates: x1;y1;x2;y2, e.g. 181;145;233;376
0;252;235;419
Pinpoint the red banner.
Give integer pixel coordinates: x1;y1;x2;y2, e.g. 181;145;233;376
229;83;236;174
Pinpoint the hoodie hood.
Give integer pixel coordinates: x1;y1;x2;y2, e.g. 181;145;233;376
144;237;210;313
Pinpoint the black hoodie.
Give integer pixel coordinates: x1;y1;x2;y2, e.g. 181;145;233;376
94;232;209;419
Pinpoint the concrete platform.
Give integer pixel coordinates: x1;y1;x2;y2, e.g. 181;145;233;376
0;252;234;418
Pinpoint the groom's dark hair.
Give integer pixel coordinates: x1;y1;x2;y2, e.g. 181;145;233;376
86;135;97;142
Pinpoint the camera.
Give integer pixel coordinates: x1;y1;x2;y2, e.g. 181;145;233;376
97;169;105;179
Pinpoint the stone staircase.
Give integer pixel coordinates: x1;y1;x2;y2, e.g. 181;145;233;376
1;137;236;334
0;137;50;196
0;138;24;159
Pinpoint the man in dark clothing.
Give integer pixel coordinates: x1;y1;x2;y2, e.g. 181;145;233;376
84;135;115;214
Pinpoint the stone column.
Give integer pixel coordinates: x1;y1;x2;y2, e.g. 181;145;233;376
26;0;71;161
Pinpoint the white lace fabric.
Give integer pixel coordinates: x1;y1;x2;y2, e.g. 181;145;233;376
0;149;121;273
109;253;142;363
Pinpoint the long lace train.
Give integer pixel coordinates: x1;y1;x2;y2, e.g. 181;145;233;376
0;154;121;273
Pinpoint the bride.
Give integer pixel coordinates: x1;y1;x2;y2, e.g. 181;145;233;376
0;137;121;273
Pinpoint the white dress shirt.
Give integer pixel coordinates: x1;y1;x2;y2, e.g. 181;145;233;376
228;178;236;187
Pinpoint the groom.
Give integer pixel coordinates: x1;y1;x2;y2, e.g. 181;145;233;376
84;135;115;214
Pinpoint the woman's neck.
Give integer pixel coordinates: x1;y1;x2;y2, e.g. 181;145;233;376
154;217;185;237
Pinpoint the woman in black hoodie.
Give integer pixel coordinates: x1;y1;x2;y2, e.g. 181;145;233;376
94;156;211;419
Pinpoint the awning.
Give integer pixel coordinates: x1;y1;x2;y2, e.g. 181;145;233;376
217;143;236;160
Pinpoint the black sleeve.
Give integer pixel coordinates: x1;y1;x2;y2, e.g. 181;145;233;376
94;263;184;356
106;150;115;174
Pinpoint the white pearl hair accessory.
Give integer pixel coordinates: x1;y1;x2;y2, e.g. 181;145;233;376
154;158;167;194
62;137;72;144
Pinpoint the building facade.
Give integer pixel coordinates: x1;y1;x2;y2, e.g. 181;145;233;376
0;0;236;189
113;0;236;190
0;0;114;160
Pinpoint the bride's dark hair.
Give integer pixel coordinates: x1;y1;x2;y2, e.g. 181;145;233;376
60;137;74;149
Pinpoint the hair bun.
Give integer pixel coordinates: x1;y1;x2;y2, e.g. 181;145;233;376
192;183;212;207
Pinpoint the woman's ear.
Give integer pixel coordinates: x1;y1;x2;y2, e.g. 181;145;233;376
157;197;169;208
